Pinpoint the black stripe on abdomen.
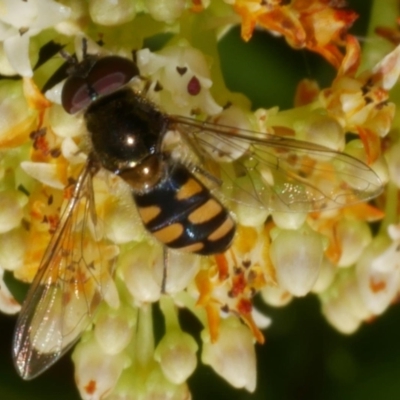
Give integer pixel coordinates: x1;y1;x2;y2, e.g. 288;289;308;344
134;164;235;255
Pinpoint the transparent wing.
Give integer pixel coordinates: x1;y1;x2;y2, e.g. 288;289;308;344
13;159;117;380
168;116;383;212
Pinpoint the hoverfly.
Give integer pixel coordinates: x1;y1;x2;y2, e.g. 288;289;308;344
13;40;382;380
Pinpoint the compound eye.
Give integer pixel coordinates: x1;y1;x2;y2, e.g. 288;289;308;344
62;76;92;114
61;56;139;114
88;56;139;98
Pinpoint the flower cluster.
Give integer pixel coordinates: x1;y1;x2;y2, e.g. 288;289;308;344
232;0;357;67
1;0;400;399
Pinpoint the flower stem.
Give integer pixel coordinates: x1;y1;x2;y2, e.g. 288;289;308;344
379;180;399;235
135;304;154;368
160;295;179;330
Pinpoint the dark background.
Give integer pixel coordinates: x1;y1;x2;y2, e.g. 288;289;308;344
3;0;400;399
3;293;400;399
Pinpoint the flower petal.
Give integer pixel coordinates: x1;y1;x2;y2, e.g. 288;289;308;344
202;317;256;392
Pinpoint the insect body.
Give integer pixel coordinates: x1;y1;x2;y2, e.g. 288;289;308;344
133;163;235;255
81;85;235;255
13;46;383;380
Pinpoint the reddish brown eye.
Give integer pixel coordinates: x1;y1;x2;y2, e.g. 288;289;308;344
62;76;92;114
88;56;139;98
62;56;139;114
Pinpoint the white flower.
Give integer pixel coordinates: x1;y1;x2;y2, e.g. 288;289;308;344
0;228;27;272
73;337;130;400
0;0;70;76
321;276;367;334
88;0;136;26
0;80;35;146
136;44;223;116
336;219;372;267
261;284;292;307
154;296;198;384
20;161;66;189
201;317;256;392
357;227;400;315
145;0;186;23
270;225;324;296
154;329;198;384
94;306;135;355
311;257;336;293
0;190;27;233
119;242;164;303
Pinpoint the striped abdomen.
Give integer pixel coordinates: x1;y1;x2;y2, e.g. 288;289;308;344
134;164;235;255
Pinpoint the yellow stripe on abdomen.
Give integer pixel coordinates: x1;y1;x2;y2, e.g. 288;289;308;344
176;178;203;200
153;223;184;244
188;199;223;224
137;205;161;223
208;217;235;242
